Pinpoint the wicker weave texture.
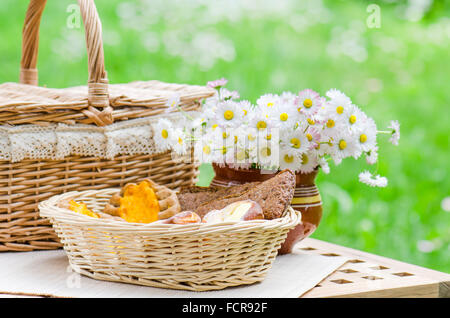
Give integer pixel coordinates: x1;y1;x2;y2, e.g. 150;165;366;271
0;152;198;252
0;0;214;251
39;189;301;291
0;81;213;126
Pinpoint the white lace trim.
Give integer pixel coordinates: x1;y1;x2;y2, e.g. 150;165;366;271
0;112;193;162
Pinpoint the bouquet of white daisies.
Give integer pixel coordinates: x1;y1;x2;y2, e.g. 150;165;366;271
153;78;400;187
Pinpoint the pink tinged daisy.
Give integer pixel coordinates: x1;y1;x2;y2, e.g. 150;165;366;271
257;94;280;109
305;127;321;150
298;89;322;116
358;171;388;187
207;78;228;89
388;120;400;146
219;88;240;101
298;152;319;174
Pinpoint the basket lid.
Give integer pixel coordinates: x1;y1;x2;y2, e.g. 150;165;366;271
0;81;214;126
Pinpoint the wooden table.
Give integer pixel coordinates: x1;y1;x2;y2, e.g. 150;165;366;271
296;238;450;298
0;238;448;298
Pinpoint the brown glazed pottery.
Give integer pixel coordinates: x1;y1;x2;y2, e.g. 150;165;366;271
211;164;323;254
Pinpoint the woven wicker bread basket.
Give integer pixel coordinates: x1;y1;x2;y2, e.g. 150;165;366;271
39;189;302;291
0;0;214;252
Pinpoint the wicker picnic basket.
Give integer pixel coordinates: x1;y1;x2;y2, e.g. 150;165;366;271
39;189;302;291
0;0;214;252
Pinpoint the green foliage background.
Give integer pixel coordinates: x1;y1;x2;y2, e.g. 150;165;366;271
0;0;448;272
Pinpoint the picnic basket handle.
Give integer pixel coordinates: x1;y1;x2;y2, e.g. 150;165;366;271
20;0;109;109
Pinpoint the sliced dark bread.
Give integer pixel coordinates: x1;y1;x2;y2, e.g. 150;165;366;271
194;169;295;219
177;182;259;212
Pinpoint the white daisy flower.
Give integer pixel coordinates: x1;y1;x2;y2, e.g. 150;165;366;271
279;146;302;172
257;93;280;109
325;89;352;119
298;152;318;174
330;132;361;164
358;171;388;187
165;93;181;112
153;119;175;152
215;100;243;128
318;156;330;174
280;91;298;104
270;102;299;129
194;132;215;163
355;117;377;152
281;129;310;156
388;120;400;146
365;146;378;165
249;107;274;132
345;104;368;132
298;89;322;116
256;135;277;167
172;128;188;155
238;100;253;119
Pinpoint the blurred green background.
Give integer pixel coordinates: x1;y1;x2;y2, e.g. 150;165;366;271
0;0;448;272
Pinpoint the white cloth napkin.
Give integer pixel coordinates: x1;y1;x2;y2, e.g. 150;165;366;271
0;250;346;298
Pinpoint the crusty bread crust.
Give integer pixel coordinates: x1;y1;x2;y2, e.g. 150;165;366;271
193;170;295;220
177;182;259;212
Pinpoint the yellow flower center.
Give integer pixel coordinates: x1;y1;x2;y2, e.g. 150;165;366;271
339;140;347;150
267;102;274;107
360;134;367;143
178;137;183;145
265;134;272;140
349;115;356;124
222;132;228;139
248;134;256;141
203;145;211;154
243;109;248;116
234;135;238;144
291;137;301;149
260;147;271;157
306;133;313;141
284;154;294;163
212;124;218;130
336;106;344;114
297;107;302;113
221;146;227;154
257;121;267;130
307;118;315;125
236;150;246;161
224;110;234;120
161;129;168;139
326;119;335;128
280;113;289;121
303;99;313;108
301;154;309;165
